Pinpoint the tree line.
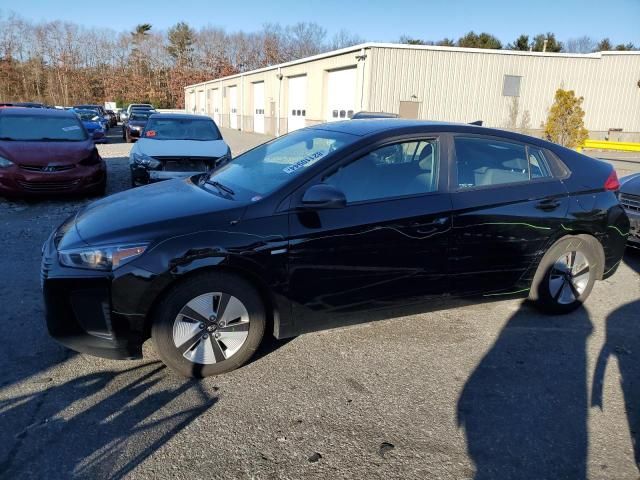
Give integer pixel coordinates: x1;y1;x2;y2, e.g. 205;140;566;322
0;9;636;109
0;12;363;108
401;32;637;53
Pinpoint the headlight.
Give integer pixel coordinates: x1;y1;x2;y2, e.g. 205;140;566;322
130;125;142;131
59;243;148;271
131;152;161;168
0;156;14;168
215;148;232;168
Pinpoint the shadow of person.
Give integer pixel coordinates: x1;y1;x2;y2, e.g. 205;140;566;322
592;299;640;472
0;362;218;479
458;303;592;479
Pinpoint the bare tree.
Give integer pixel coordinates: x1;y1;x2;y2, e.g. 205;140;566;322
564;36;597;54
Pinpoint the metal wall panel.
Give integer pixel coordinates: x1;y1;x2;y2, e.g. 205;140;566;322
367;47;640;133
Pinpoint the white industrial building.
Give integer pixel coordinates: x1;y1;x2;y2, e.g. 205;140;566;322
185;43;640;140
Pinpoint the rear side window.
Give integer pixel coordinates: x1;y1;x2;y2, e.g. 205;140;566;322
455;137;551;189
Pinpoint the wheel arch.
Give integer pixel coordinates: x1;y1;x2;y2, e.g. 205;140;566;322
143;263;280;340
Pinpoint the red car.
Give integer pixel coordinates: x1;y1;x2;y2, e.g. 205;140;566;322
0;108;106;196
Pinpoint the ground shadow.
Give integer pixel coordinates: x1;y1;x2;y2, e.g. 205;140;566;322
0;362;217;479
458;303;592;479
592;298;640;472
623;247;640;274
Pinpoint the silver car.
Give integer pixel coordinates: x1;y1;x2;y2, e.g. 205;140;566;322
129;113;231;187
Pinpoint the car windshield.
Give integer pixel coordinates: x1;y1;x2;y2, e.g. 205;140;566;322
0;114;87;141
75;110;101;121
207;129;355;196
143;118;221;141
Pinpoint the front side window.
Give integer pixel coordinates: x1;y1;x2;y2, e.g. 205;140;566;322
208;129;355;197
323;139;439;203
0;114;87;141
455;136;551;189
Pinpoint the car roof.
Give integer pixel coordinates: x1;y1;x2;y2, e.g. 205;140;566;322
148;113;213;120
309;119;555;146
0;107;77;117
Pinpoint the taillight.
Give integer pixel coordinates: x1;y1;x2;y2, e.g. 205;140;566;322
604;170;620;191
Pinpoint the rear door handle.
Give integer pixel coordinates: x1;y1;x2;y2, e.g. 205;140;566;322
535;199;561;211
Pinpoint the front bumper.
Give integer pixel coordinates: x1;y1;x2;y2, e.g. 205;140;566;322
0;163;106;196
41;232;146;359
131;165;206;185
627;211;640;248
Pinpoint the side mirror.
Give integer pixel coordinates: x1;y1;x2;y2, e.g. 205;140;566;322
301;184;346;209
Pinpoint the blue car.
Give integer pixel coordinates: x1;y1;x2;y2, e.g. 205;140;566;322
73;109;107;144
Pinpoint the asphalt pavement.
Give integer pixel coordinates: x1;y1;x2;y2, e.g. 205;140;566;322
0;126;639;479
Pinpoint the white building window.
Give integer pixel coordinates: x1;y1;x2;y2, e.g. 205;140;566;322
503;75;522;97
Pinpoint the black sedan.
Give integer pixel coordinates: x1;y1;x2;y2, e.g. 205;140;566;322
42;120;629;377
122;110;154;142
619;173;640;248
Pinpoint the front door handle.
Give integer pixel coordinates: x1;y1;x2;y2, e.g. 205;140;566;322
536;199;561;211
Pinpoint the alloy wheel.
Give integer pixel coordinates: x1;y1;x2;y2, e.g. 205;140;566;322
172;292;250;364
548;251;590;305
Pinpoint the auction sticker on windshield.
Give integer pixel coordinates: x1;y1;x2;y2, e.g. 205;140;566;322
283;151;325;174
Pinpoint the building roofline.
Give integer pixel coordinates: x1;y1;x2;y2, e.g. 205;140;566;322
184;42;640;90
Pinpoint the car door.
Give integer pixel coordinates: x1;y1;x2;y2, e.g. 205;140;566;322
448;134;569;296
286;135;453;332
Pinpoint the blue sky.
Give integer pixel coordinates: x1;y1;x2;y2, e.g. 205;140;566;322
2;0;639;45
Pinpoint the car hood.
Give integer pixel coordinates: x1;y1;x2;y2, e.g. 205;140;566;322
136;138;228;157
128;120;147;127
69;176;243;247
0;140;95;166
620;173;640;194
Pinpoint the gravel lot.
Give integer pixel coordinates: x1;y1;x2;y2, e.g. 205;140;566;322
1;126;639;479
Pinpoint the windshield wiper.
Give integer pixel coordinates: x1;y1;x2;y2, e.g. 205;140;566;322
205;179;235;196
0;137;15;141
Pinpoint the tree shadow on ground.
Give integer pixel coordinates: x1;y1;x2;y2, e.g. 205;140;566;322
0;362;217;479
458;303;592;479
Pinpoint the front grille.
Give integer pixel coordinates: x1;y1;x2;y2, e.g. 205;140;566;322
20;164;75;173
17;179;81;192
152;156;217;173
620;193;640;214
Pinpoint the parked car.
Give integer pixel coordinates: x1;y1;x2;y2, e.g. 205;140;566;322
0;108;106;196
352;111;399;119
105;109;118;127
121;103;154;122
619;173;640;248
122;109;155;143
72;108;107;144
129;113;230;186
42;120;628;377
73;105;110;130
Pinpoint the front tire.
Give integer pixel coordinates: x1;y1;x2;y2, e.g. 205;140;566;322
151;272;266;378
529;235;600;314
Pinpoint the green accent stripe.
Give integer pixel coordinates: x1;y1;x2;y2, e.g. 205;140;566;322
483;288;530;297
561;224;575;231
607;225;629;237
470;222;552;231
604;260;621;276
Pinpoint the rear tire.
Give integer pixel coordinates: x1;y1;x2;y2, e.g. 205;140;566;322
151;272;266;378
529;235;600;314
